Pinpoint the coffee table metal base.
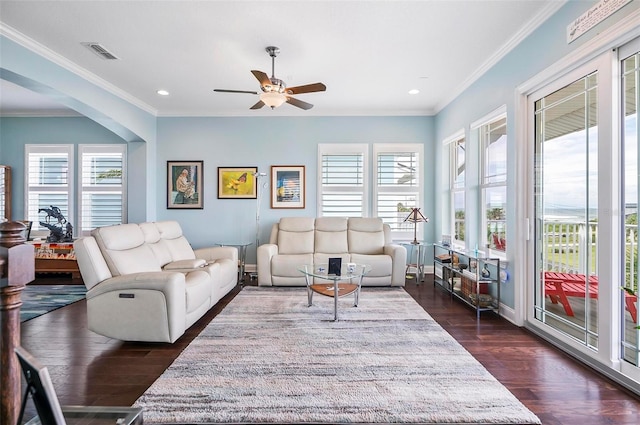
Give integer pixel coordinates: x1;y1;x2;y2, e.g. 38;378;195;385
307;282;360;320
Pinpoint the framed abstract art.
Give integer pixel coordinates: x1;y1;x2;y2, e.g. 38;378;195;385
271;165;305;209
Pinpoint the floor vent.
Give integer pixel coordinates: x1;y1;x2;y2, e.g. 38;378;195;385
82;42;119;60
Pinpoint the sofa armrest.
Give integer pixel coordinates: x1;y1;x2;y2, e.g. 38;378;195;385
85;271;188;343
86;271;187;299
257;244;279;286
384;243;408;286
163;259;207;273
194;246;238;264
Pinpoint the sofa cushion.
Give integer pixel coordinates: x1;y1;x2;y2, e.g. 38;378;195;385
140;222;173;266
348;218;385;255
155;221;196;261
350;253;392;277
277;217;315;255
271;253;314;277
92;224;162;276
315;217;348;254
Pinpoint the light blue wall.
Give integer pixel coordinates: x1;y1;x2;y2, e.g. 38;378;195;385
433;0;640;308
157;116;435;264
0;114;434;265
3;0;639;305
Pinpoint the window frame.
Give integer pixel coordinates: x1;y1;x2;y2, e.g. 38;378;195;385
373;143;424;241
473;107;508;257
77;144;128;236
24;144;74;237
445;132;466;248
24;143;128;240
317;143;369;218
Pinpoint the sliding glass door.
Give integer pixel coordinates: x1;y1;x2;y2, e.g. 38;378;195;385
621;45;640;368
533;71;599;348
527;38;640;383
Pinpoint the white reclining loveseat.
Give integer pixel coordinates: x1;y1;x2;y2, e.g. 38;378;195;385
73;220;238;343
257;217;406;286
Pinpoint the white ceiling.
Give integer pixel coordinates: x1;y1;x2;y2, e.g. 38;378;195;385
0;1;562;117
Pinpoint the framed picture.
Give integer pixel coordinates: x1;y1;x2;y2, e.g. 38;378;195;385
218;167;257;199
167;161;203;209
271;165;305;209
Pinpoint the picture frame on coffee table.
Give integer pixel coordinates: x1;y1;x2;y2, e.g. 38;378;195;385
167;160;203;209
271;165;305;209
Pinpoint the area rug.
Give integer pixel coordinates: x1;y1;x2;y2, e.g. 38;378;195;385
20;284;86;322
134;287;540;424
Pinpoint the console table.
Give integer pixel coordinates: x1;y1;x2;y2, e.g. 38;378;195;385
28;241;81;279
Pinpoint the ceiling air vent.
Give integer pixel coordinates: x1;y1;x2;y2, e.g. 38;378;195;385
82;42;119;60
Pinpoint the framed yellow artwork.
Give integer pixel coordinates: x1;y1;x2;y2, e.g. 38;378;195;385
218;167;257;199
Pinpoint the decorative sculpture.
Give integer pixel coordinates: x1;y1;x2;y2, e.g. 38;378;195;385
39;205;73;242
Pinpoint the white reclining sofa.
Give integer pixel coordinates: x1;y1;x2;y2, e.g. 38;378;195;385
73;220;238;343
257;217;406;286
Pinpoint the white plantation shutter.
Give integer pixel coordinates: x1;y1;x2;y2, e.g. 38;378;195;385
374;145;423;237
78;145;127;234
25;145;73;233
318;144;368;217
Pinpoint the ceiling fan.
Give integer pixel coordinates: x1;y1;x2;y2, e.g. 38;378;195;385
214;46;326;110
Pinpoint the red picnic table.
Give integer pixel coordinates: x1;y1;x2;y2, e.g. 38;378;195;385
544;271;637;322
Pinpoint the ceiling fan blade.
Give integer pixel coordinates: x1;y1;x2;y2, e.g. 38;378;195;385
250;100;265;110
286;82;326;95
286;96;313;110
251;70;271;87
214;89;258;95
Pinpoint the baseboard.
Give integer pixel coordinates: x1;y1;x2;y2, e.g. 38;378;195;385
245;263;257;273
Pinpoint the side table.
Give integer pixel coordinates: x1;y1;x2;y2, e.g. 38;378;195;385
397;240;429;283
215;242;252;284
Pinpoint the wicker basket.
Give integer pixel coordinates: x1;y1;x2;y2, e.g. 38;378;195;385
469;293;494;308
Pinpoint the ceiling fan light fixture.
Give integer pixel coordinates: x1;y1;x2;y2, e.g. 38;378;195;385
260;91;286;109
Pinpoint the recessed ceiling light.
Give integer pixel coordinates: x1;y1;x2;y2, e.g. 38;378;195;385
157;90;170;96
408;89;420;95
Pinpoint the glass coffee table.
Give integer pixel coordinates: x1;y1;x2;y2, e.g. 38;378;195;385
298;263;371;320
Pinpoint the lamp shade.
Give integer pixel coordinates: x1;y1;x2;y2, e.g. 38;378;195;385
403;207;429;244
260;91;286;108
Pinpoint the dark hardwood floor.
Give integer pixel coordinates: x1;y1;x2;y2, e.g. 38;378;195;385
18;274;640;425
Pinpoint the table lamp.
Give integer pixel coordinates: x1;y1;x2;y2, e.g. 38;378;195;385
403;208;429;245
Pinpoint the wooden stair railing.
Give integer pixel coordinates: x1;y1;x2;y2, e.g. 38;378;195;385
0;221;35;425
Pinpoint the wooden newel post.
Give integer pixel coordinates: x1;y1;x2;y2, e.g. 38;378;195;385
0;221;35;425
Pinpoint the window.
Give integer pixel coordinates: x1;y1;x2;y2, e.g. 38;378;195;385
78;144;127;235
373;144;424;237
476;110;507;253
25;144;127;238
449;135;466;246
317;144;368;217
25;145;73;234
318;143;423;239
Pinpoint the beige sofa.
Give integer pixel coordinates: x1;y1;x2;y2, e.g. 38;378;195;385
73;220;238;343
257;217;406;286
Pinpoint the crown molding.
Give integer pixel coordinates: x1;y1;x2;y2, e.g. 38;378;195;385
0;23;158;116
0;110;82;118
435;0;567;114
